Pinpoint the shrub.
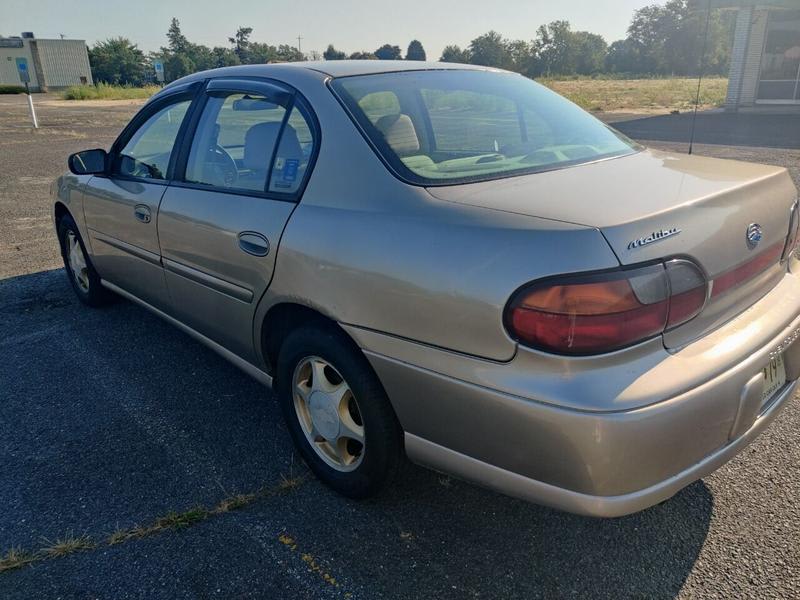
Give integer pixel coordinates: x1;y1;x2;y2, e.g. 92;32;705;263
0;85;25;95
61;82;159;100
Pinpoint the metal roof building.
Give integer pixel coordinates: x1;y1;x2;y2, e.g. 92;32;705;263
707;1;800;110
0;32;92;92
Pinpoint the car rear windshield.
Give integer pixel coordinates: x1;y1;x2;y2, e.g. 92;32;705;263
331;70;639;186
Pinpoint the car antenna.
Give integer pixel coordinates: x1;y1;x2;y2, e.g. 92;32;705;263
689;0;712;155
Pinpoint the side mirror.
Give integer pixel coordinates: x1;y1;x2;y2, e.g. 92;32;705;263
68;149;108;175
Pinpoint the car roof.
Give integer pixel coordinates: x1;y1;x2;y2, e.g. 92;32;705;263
154;61;510;103
168;60;502;84
295;60;502;77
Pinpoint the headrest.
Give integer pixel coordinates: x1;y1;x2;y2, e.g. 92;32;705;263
244;122;303;171
375;114;420;156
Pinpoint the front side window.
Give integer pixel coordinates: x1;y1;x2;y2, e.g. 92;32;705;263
115;99;191;180
185;91;316;195
331;70;638;185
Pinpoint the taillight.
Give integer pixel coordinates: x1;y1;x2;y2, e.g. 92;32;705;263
506;260;707;355
781;202;800;262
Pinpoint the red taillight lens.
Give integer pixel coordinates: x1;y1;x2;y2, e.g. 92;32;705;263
506;261;707;355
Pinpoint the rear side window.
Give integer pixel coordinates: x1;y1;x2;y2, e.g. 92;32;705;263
185;89;317;196
115;99;191;180
331;70;638;186
267;105;315;194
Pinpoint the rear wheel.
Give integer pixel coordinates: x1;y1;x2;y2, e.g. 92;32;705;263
276;325;403;498
57;214;113;307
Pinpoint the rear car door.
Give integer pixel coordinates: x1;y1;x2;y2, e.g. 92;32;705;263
82;84;198;309
157;77;318;362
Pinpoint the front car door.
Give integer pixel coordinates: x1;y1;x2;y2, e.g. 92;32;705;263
82;83;199;309
157;77;319;362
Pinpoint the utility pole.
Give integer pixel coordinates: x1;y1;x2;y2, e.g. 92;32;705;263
297;34;303;53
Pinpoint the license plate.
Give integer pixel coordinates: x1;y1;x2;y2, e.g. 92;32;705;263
762;354;786;405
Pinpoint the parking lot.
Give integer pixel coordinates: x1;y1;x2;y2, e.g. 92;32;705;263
1;94;799;599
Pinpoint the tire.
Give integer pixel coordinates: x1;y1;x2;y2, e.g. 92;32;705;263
276;324;403;499
57;214;113;307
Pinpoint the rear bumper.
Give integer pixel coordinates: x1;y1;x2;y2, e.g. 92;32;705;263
403;380;796;518
345;272;800;516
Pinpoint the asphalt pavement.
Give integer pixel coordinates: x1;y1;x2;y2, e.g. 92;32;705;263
0;96;799;599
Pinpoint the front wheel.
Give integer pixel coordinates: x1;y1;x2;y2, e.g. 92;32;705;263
276;325;403;498
57;214;113;307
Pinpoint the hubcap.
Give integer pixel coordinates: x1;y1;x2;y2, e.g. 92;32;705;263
292;356;365;472
66;231;89;293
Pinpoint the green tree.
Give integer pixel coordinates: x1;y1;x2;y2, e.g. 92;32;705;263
618;0;734;75
89;38;147;85
349;51;377;60
160;18;201;80
468;31;512;69
440;44;470;63
229;26;253;63
166;18;189;55
164;52;194;81
528;21;608;76
276;44;305;62
210;46;241;68
374;44;402;60
323;44;346;60
532;21;577;76
573;31;608;74
406;40;426;61
248;42;277;63
605;39;641;73
507;39;534;74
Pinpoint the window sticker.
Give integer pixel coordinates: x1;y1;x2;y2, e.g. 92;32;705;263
283;158;300;182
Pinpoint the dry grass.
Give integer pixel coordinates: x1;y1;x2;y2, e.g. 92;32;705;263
541;77;728;112
61;83;160;101
278;474;304;491
213;492;257;514
40;532;95;557
0;472;307;574
0;548;37;573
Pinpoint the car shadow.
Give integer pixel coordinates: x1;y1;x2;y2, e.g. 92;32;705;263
376;465;711;598
610;111;800;150
0;268;712;598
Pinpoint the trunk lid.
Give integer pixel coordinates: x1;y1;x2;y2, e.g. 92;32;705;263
427;149;798;349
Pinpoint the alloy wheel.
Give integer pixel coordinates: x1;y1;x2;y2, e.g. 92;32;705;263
292;356;365;472
66;230;90;293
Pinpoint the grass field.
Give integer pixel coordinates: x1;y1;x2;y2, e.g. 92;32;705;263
542;77;728;112
59;77;729;112
61;83;161;100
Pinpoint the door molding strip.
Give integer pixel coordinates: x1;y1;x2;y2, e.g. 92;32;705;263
90;230;161;266
163;258;254;303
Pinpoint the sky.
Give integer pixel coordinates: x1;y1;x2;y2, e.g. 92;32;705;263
0;0;655;60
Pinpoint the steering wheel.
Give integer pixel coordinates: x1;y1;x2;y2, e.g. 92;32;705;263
202;145;238;187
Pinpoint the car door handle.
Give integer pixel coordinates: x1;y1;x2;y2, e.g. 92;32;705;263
134;204;151;224
238;232;270;257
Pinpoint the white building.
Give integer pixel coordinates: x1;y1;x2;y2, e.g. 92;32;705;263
0;32;93;92
714;1;800;110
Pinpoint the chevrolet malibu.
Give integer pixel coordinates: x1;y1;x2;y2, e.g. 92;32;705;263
54;61;800;517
